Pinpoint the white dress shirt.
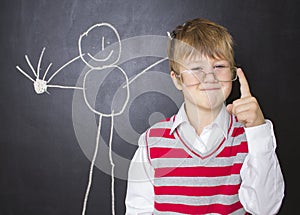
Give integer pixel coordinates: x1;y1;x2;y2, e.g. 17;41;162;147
126;104;285;215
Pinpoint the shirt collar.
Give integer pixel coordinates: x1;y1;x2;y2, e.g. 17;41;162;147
170;103;230;138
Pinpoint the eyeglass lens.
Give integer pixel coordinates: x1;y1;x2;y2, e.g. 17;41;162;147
181;67;237;86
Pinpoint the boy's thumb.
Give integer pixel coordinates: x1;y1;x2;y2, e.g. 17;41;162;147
226;104;233;115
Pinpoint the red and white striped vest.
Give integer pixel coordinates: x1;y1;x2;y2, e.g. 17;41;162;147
145;115;248;215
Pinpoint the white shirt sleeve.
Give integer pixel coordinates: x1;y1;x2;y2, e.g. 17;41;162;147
239;120;285;215
125;133;154;215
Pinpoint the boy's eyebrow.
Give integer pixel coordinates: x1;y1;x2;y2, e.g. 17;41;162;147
183;59;230;69
184;64;203;70
184;60;204;65
187;59;229;64
181;62;203;70
214;59;229;63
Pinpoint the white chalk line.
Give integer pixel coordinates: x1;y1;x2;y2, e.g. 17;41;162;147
43;63;53;81
16;66;35;82
109;111;115;215
47;54;83;83
37;47;46;79
25;55;37;77
123;57;168;88
87;50;114;62
82;114;103;215
47;85;84;90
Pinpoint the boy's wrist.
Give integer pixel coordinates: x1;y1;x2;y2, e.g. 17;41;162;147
244;120;276;155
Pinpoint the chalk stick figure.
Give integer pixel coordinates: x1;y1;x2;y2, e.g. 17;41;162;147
78;23;130;215
16;22;168;215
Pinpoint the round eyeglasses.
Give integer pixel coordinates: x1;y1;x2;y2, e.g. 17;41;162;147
175;66;237;86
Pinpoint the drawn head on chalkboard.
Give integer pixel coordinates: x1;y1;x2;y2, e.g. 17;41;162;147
78;23;121;69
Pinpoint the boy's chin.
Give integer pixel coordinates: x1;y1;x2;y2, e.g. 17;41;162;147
201;102;224;112
188;99;225;112
194;95;226;111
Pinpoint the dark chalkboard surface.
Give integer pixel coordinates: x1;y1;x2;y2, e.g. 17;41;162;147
1;0;299;214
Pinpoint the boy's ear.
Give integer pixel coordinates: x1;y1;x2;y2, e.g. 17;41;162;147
170;71;183;90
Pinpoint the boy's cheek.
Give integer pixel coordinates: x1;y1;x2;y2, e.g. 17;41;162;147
221;83;233;98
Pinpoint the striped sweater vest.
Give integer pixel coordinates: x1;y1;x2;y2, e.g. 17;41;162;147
145;114;248;215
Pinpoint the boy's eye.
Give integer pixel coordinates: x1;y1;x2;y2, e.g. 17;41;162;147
214;65;226;69
191;67;202;71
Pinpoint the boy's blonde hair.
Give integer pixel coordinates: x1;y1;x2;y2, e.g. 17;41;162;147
167;18;235;73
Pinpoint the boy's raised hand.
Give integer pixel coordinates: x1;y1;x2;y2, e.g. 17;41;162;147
226;68;265;127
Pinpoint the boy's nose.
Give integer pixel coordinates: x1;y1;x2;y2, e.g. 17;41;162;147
202;72;218;83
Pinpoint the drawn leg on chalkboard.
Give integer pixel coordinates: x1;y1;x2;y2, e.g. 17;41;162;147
16;47;84;94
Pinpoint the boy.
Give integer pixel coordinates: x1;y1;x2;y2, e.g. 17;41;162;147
126;18;284;214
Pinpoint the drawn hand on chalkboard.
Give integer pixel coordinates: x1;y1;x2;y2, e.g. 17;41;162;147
16;47;84;94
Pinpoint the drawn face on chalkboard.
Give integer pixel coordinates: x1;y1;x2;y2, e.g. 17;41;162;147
78;23;121;69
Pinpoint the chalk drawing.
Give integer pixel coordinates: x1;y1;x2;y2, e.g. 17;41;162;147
16;22;170;215
16;47;84;94
78;23;129;215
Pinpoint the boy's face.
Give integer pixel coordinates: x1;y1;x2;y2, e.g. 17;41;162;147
171;55;233;112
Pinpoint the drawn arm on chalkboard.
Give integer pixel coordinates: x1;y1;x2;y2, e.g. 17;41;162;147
16;47;84;94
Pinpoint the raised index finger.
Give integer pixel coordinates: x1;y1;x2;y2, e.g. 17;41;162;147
237;68;251;98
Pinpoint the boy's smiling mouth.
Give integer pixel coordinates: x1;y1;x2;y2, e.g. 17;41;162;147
198;84;222;91
199;87;221;91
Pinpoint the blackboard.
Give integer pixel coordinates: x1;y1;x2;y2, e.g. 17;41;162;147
1;0;299;214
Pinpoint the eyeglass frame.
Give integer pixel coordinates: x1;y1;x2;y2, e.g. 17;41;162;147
174;66;238;87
